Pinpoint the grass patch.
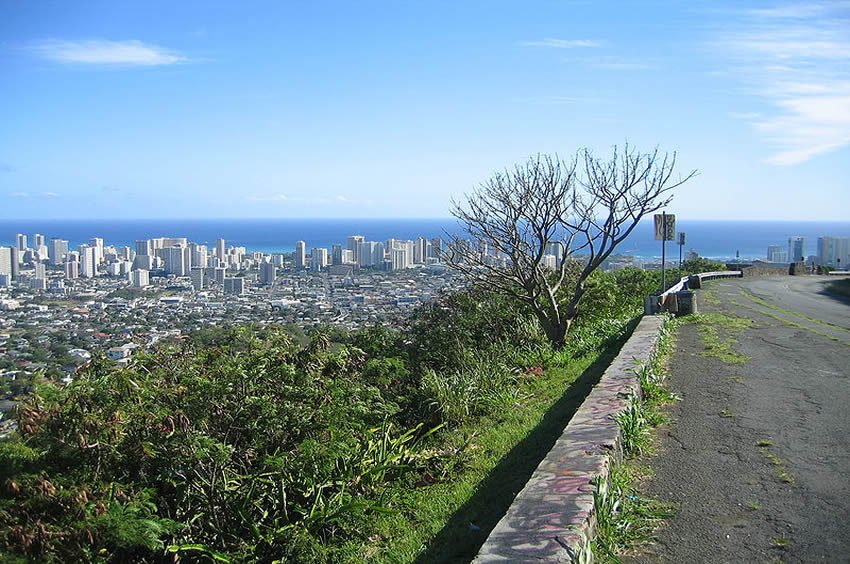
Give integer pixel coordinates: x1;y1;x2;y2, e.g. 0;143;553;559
742;289;850;334
758;445;796;486
590;464;677;561
592;316;680;561
772;535;790;549
745;500;761;511
719;407;734;418
682;312;752;364
366;350;615;562
732;300;849;346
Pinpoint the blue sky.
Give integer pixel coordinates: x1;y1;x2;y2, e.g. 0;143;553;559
1;0;848;220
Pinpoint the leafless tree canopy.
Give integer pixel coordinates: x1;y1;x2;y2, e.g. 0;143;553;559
447;145;697;348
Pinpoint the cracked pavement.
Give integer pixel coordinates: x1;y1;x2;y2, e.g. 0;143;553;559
628;276;850;563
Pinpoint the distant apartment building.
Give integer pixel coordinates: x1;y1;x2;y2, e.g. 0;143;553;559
788;236;805;263
50;238;69;265
79;245;97;278
259;261;276;285
16;233;27;252
767;245;787;263
311;247;328;272
0;247;12;278
163;245;191;276
817;236;850;268
294;240;307;270
131;269;149;288
223;277;245;295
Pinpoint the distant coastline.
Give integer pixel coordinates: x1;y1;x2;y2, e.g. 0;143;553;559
2;218;849;262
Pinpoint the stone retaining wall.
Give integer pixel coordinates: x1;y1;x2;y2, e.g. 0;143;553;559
474;315;666;562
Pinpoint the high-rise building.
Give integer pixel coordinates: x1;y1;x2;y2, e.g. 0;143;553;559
16;233;27;252
347;235;365;265
34;263;46;279
223;277;245;295
79;245;97;278
131;269;149;288
190;267;206;290
0;247;12;277
90;237;105;265
50;238;69;265
295;241;307;270
34;234;45;248
163;246;191;276
64;260;79;280
414;237;428;264
357;241;385;267
767;245;787;263
136;239;152;256
10;247;19;279
430;237;443;260
788;236;805;263
216;238;226;261
332;244;343;265
311;247;328;271
817;236;850;268
260;261;277;285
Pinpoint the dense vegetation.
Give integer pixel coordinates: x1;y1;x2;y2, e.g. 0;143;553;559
1;267;685;562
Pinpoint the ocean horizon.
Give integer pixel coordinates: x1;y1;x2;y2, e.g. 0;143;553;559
2;218;849;262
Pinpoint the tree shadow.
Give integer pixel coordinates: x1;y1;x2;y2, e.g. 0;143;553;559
413;330;629;563
816;277;850;306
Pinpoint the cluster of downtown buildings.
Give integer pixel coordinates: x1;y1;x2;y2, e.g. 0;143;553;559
766;236;850;269
0;232;458;295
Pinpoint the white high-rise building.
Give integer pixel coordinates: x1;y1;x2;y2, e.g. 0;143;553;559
311;247;328;271
414;237;428;264
295;241;307;270
90;237;105;265
65;260;79;280
131;269;149;288
50;238;69;265
163;246;191;276
16;234;27;252
767;245;787;263
356;241;385;267
0;247;12;277
34;233;45;248
79;245;97;278
216;238;226;261
347;235;365;265
817;237;850;268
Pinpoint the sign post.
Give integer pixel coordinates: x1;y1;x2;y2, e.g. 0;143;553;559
654;212;676;292
677;232;686;268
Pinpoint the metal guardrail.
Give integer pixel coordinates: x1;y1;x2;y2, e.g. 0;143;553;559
660;270;742;298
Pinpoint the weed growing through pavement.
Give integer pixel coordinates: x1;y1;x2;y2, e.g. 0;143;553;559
772;535;790;549
683;312;752;364
758;444;796;486
745;500;761;511
719;407;734;418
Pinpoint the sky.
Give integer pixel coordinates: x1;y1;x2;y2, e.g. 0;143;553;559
0;0;848;220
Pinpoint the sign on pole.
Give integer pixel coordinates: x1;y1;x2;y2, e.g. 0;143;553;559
677;232;686;246
654;214;676;241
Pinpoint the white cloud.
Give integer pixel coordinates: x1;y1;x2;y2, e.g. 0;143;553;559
43;192;60;198
520;38;606;49
29;39;186;67
713;3;850;164
11;192;29;198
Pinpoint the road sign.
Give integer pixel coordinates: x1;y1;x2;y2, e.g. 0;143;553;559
677;232;686;246
654;213;676;241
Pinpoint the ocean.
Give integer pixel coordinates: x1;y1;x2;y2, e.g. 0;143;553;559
1;218;849;262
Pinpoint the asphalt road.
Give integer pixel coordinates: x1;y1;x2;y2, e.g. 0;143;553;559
629;275;850;563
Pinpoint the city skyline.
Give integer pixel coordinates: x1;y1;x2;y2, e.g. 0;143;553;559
1;1;849;220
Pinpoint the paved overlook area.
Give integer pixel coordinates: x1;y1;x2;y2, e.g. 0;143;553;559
632;276;850;562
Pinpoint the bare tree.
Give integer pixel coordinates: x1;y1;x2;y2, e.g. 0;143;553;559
446;145;697;348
